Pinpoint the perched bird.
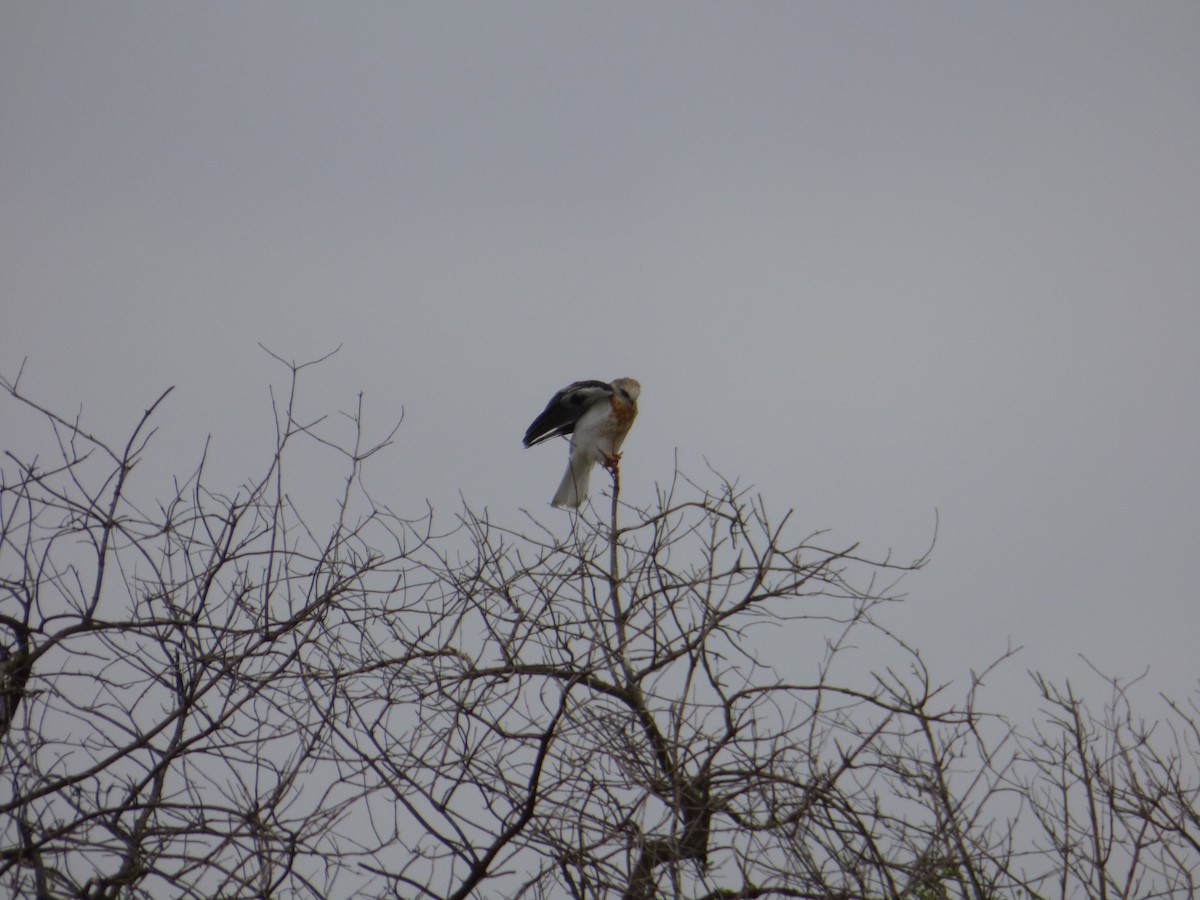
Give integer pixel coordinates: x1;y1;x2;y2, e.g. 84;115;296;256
523;378;641;508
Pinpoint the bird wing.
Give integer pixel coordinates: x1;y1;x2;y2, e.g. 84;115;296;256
522;380;614;447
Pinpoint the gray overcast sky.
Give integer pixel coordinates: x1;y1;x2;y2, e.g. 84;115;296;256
3;4;1198;712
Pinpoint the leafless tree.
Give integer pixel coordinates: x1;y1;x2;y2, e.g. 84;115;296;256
2;357;1196;898
1010;665;1200;899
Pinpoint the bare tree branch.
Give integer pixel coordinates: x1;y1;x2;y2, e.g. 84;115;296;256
2;360;1196;898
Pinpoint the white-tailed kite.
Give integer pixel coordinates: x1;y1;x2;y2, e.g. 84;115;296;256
523;378;641;508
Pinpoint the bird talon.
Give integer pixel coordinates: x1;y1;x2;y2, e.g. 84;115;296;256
601;451;622;472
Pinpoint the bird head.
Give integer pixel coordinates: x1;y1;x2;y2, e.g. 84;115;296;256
611;378;641;404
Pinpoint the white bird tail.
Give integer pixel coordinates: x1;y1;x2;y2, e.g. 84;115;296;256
552;455;593;508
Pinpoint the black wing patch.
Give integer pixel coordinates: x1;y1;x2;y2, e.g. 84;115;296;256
522;380;612;447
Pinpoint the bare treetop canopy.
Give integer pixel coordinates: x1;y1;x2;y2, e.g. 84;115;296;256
2;357;1197;899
